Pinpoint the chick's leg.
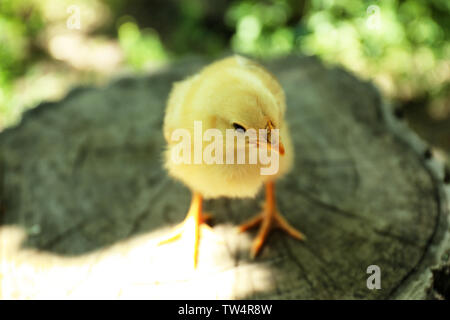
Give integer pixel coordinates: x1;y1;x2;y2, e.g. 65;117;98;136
158;192;208;268
239;181;305;258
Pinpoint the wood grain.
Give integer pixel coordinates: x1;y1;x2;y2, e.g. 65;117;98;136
0;56;448;299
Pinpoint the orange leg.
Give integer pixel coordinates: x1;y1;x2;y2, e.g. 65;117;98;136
158;192;205;268
239;181;305;258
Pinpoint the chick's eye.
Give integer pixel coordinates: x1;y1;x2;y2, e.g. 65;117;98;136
233;123;246;133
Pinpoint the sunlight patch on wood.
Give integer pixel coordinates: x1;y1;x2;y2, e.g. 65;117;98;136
0;225;274;299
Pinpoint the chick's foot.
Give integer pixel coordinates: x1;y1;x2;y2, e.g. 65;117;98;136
158;193;214;268
238;182;305;259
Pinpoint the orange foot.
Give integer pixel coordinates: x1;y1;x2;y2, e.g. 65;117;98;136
239;181;305;258
158;192;214;268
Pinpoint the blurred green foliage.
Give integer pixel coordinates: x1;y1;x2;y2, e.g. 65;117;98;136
0;0;45;125
227;0;449;103
118;19;168;69
0;0;449;135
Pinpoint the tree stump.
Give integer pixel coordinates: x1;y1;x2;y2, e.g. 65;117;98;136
0;56;449;299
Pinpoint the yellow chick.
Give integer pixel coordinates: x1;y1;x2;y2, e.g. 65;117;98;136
160;55;304;267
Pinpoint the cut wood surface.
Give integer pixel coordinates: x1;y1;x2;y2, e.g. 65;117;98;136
0;56;449;299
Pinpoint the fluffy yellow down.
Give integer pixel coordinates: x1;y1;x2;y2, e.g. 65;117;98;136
162;55;294;198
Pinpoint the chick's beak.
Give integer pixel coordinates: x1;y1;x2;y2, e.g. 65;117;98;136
265;121;285;156
256;140;285;155
265;139;285;155
277;141;285;155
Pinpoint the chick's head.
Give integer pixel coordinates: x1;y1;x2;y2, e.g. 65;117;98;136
194;58;286;150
